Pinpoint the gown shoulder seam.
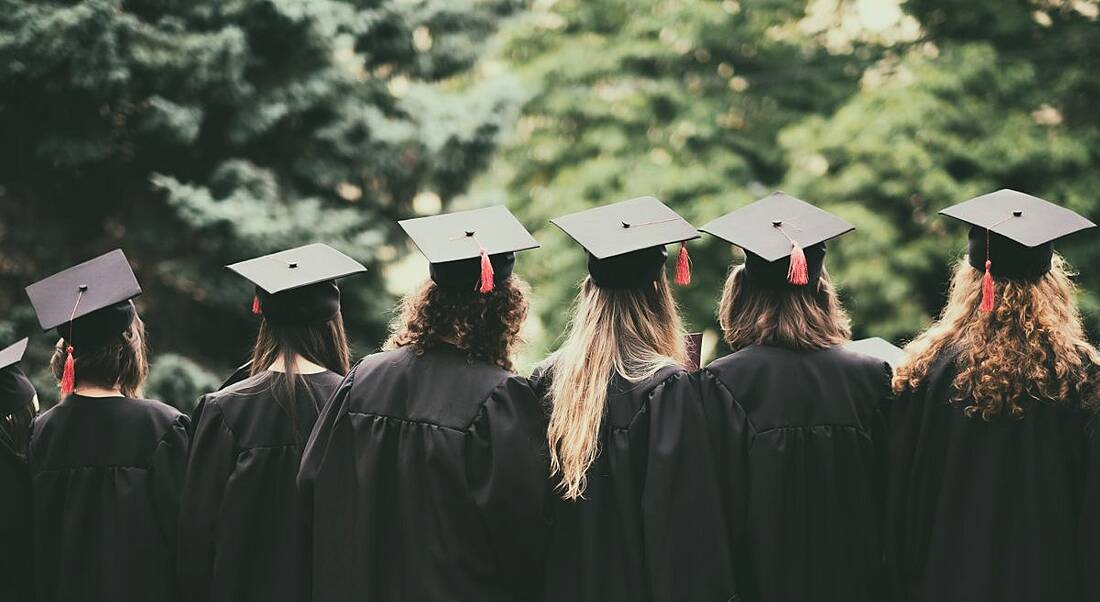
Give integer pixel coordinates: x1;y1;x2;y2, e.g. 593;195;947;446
345;410;466;433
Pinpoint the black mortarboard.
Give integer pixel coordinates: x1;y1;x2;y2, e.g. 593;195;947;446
227;243;367;326
551;196;699;289
399;206;539;293
25;249;142;395
845;337;905;367
700;192;854;287
0;338;35;416
940;189;1096;312
26;249;142;339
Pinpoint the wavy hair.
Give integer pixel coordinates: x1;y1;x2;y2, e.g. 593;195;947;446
718;265;851;351
894;256;1100;419
385;276;529;371
546;274;688;500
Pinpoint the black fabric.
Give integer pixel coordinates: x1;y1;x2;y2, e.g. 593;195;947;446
885;349;1099;602
967;225;1054;279
0;430;34;602
256;280;341;326
743;242;827;287
29;395;190;602
529;364;735;602
586;246;667;289
298;345;549;602
54;300;136;349
430;251;515;291
0;365;35;416
699;345;892;602
178;370;344;602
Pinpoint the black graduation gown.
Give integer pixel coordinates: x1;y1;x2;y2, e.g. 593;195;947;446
0;432;33;602
177;370;343;602
28;395;190;602
298;344;549;602
698;345;891;602
885;349;1100;602
530;364;736;602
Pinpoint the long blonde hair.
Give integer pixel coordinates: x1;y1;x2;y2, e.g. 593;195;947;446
546;273;688;500
894;255;1100;419
718;265;851;351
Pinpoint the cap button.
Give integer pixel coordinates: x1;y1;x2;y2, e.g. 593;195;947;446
1012;210;1023;217
78;284;89;292
621;221;631;229
465;231;475;237
289;262;298;269
772;220;782;227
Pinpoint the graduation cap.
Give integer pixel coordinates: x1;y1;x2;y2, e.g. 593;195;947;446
700;192;854;287
0;338;36;416
845;337;905;367
25;249;142;396
551;196;699;289
940;189;1096;312
227;243;367;326
399;205;539;293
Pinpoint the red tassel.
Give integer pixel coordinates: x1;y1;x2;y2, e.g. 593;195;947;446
980;260;995;313
787;243;809;285
60;345;76;397
675;242;692;285
478;247;494;293
251;295;262;315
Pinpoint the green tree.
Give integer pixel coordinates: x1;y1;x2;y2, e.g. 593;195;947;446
782;1;1100;339
492;0;879;360
0;0;521;405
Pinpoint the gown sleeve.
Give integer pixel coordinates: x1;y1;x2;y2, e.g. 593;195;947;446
297;364;356;523
1083;413;1100;600
696;369;751;598
176;400;236;602
643;372;736;602
465;375;550;601
150;414;190;570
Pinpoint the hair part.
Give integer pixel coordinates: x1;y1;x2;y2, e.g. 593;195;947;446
50;315;149;398
546;273;688;501
894;255;1100;419
718;265;852;352
384;276;530;372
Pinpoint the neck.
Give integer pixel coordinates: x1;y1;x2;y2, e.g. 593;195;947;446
73;385;124;398
267;354;327;375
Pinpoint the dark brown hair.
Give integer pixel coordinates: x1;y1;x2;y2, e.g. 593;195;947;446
384;276;530;371
895;256;1100;419
50;315;149;398
246;314;351;442
718;264;852;352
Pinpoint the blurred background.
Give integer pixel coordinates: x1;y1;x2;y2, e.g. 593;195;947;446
3;0;1099;411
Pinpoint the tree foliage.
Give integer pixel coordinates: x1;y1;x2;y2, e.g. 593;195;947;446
0;0;520;405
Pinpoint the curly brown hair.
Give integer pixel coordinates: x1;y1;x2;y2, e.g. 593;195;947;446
894;255;1100;419
384;276;530;371
718;264;851;352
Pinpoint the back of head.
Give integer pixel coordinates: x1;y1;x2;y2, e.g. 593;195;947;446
384;275;530;372
50;313;149;398
547;273;688;500
718;264;851;352
895;255;1100;419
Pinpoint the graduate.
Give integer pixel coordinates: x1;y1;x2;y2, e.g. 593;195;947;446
887;189;1100;602
0;338;37;602
696;192;892;602
24;249;190;602
177;243;366;602
534;197;734;602
298;207;549;602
